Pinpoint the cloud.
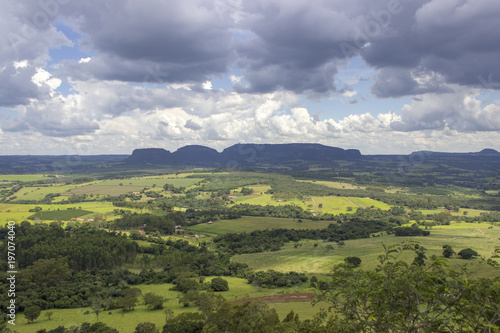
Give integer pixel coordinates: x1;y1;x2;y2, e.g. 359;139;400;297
1;0;500;156
365;0;500;95
0;1;71;106
391;86;500;131
54;0;234;83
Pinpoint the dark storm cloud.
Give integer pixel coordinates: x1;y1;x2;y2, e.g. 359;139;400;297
4;0;500;107
233;0;356;95
0;65;41;107
58;0;234;83
365;0;500;96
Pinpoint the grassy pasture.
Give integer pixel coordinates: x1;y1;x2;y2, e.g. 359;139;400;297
347;197;391;210
420;208;491;217
14;277;318;332
187;216;334;235
12;184;77;201
0;174;50;182
229;190;390;215
299;180;362;190
231;192;310;208
0;202;148;224
95;177;203;188
232;222;500;278
64;185;145;196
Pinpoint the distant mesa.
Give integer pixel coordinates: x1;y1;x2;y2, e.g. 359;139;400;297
128;148;170;164
127;144;498;167
127;143;361;166
478;148;499;155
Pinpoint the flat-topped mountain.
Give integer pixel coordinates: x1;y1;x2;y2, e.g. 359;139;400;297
127;143;362;166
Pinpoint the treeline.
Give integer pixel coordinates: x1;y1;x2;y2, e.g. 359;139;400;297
212;218;390;255
247;270;308;288
135;240;250;278
393;226;430;237
110;212;185;234
0;223;138;271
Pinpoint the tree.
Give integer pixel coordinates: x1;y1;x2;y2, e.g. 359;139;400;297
206;300;280;332
143;293;166;310
240;187;253;196
412;245;427;266
117;295;138;311
195;291;226;318
344;256;362;268
209;277;229;291
134;322;159;333
442;244;455;258
80;322;119;332
24;305;41;323
20;258;72;287
44;311;54;320
90;297;103;322
434;211;453;225
163;312;205;333
458;248;479;259
315;242;500;332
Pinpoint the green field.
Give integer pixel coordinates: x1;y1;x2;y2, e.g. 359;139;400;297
312;196;391;214
232;222;500;278
420;208;491;217
95;177;203;188
64;185;146;196
12;184;77;201
29;209;93;221
0;202;149;224
347;197;391;210
229;190;391;215
13;277;318;333
0;174;52;182
299;180;362;190
187;216;334;235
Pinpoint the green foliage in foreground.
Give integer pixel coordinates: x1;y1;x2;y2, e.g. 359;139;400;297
316;242;500;332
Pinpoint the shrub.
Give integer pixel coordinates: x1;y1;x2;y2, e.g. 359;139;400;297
457;248;479;259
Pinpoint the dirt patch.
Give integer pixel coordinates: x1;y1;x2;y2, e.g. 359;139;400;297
232;293;316;304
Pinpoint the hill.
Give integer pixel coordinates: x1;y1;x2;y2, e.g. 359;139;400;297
127;143;362;167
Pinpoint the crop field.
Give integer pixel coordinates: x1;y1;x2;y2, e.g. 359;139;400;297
29;209;93;220
232;222;500;278
187;216;334;235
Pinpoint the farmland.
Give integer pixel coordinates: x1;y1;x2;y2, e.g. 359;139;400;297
232;222;500;278
187;216;334;235
1;165;500;332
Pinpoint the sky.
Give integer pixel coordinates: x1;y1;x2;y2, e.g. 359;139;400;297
1;0;500;155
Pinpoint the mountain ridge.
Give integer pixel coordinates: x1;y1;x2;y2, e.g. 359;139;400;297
126;143;499;167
